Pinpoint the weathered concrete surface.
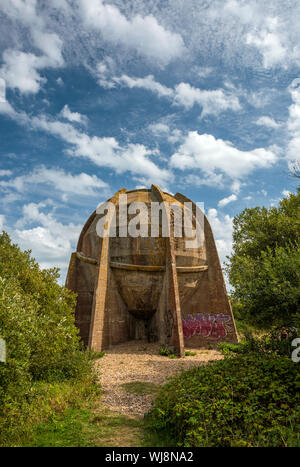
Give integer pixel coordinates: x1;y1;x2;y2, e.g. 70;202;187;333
65;186;238;354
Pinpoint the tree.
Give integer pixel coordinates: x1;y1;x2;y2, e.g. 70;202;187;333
226;190;300;329
289;160;300;179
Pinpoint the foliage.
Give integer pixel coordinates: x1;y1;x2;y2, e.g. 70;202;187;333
0;232;97;446
88;350;106;360
226;190;300;329
218;327;299;357
146;354;300;447
27;407;146;447
185;351;197;356
159;345;177;358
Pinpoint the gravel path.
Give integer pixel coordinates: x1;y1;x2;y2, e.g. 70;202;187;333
95;341;223;417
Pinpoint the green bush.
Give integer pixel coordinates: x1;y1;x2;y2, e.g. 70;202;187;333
226;190;300;329
146;355;300;447
0;232;96;446
218;328;299;357
159;345;176;358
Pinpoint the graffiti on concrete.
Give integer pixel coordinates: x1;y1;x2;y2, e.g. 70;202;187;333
182;313;231;340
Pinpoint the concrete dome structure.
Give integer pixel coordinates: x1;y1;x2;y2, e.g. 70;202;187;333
66;185;238;356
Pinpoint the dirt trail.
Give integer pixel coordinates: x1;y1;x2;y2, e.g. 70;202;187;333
95;341;223;417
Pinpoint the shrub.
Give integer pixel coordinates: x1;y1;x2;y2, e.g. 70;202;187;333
0;232;96;445
218;328;299;358
146;354;300;447
185;351;197;357
159;345;176;358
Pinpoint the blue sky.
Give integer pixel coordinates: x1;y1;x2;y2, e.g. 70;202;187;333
0;0;299;282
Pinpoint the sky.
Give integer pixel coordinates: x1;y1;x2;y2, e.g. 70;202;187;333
0;0;299;283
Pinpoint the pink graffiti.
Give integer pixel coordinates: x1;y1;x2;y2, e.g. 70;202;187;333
182;313;230;340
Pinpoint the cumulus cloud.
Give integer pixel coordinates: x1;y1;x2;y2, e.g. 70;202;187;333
0;170;12;177
115;74;173;98
14;202;81;274
0;166;109;198
77;0;185;65
94;57;116;89
1;98;171;186
148;122;182;143
287;78;300;162
0;0;63;94
0;215;5;231
246;18;287;68
256;116;281;128
218;194;237;208
0;99;21;119
173;82;241;116
1;50;46;94
207;208;234;266
60;105;88;125
184;173;224;189
110;74;241;117
29;115;171;185
170;132;277;181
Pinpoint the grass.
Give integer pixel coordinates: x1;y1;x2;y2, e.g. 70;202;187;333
22;379;171;447
25;406;147;447
0;376;100;447
121;381;159;395
185;351;197;356
24;403;172;447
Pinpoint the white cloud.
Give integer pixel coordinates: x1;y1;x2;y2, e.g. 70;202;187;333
0;170;12;177
30;115;171;185
231;180;243;194
218;194;237;208
0;99;21;118
109;74;241;117
1;100;171;186
170;132;277;180
196;67;213;78
246;20;286;68
256;116;281;128
148;122;170;135
221;2;290;69
115;74;173;98
1;50;46;94
14;202;81;275
173;82;241;116
78;0;184;65
94;57;116;89
282;190;291;197
0;215;5;231
0;0;63;94
0;166;108;198
148;122;182;144
287;78;300;162
60;105;87;125
207;208;234;265
184;173;224;189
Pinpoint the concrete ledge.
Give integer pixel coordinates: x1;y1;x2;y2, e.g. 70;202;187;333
110;262;164;271
176;265;208;273
76;252;98;265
